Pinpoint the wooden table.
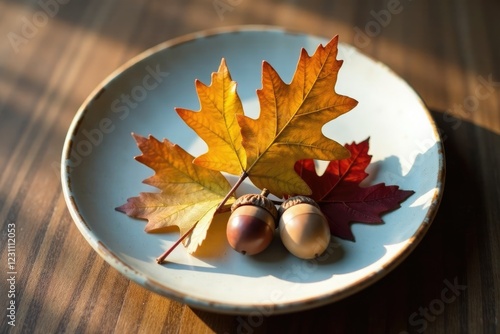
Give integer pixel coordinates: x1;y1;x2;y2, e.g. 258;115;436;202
1;1;499;333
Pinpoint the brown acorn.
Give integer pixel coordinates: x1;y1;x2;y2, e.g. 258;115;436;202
226;189;278;255
278;196;331;259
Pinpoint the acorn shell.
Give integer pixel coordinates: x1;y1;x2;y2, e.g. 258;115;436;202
226;189;278;255
279;196;331;259
226;205;276;255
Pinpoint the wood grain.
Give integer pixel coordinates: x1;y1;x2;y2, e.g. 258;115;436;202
1;0;499;333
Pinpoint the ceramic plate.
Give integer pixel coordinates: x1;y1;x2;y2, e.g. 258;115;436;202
61;26;445;315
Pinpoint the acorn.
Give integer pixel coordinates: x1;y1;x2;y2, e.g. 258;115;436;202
278;196;331;259
226;189;278;255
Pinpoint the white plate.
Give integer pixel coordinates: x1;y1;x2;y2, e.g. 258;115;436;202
61;26;445;315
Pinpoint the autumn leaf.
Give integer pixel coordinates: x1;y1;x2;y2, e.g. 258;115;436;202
295;138;414;241
238;35;358;198
176;59;247;175
117;36;374;259
116;134;235;253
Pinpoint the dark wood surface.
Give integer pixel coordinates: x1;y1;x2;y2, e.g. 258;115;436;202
1;1;499;333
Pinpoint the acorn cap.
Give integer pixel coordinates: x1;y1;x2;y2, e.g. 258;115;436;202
231;188;278;220
278;195;320;217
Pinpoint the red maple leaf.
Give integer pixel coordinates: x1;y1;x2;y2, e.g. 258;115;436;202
294;138;414;241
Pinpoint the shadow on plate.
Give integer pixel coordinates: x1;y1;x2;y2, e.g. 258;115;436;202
163;140;442;284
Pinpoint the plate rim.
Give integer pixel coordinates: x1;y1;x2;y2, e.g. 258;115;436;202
61;25;446;315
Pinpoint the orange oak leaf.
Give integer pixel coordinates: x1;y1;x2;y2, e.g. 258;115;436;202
116;134;235;253
176;59;247;175
238;36;358;198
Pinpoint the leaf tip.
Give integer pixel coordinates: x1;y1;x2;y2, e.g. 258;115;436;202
175;106;189;118
115;199;134;215
261;59;271;70
346;234;356;242
219;57;227;69
299;47;310;58
401;189;416;201
351;97;359;108
328;34;340;46
115;204;126;214
132;132;147;145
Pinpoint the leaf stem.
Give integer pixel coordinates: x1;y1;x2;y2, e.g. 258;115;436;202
156;223;197;264
156;171;248;264
215;171;248;213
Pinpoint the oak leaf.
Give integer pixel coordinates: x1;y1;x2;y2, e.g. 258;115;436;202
117;36;365;256
176;59;247;175
116;134;235;253
238;36;358;197
295;138;414;241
